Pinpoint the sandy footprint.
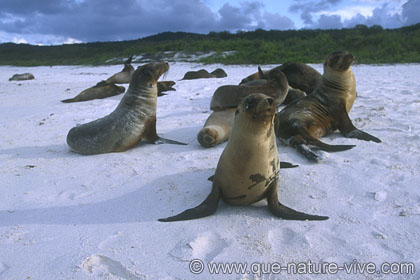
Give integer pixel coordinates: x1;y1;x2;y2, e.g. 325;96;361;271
169;231;229;262
81;254;142;280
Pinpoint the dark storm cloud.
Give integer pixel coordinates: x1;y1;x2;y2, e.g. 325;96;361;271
0;0;295;43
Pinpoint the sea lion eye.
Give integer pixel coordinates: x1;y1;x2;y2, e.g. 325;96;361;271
245;97;257;110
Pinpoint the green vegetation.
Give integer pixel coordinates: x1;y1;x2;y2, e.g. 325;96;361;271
1;24;420;66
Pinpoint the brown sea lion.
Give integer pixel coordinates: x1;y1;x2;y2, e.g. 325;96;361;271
197;69;289;148
61;81;125;103
159;94;328;222
157;81;176;96
66;62;186;155
105;55;134;84
241;78;306;105
240;63;321;95
210;68;289;111
9;73;35;81
274;51;381;162
181;68;227;80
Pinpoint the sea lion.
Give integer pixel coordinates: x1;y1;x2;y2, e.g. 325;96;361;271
197;69;289;148
157;81;176;96
159;94;328;222
181;68;227;80
9;73;35;81
210;68;228;78
274;51;381;162
241;79;306;105
66;62;186;155
105;55;134;84
210;68;289;111
61;81;125;103
240;63;321;95
272;62;321;95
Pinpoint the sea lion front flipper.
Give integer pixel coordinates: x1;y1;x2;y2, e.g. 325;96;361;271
158;184;221;222
208;175;215;182
280;162;299;168
266;180;329;221
333;104;381;143
143;116;187;145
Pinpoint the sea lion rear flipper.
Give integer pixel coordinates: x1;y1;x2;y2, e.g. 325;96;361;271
280;162;299;168
333;103;382;143
345;129;381;143
158;184;221;222
266;181;328;221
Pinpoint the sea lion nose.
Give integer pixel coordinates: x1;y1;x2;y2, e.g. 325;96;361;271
267;98;274;105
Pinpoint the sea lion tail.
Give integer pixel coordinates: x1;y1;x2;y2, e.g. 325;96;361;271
159;185;220;222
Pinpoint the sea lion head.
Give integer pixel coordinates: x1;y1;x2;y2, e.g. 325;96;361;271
238;93;276;124
324;51;355;72
130;62;169;91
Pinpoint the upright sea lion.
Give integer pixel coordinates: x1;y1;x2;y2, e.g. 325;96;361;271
67;62;186;155
181;68;227;80
159;94;328;222
198;69;289;148
9;73;35;81
61;81;125;103
106;55;134;84
274;51;381;162
157;81;176;96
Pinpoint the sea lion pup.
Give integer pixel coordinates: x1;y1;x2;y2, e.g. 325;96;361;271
9;73;35;81
274;51;381;162
197;69;289;148
181;68;227;80
61;81;125;103
105;55;134;84
67;62;186;155
159;94;328;222
157;81;176;96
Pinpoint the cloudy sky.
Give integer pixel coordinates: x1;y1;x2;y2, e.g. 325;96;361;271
0;0;419;45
